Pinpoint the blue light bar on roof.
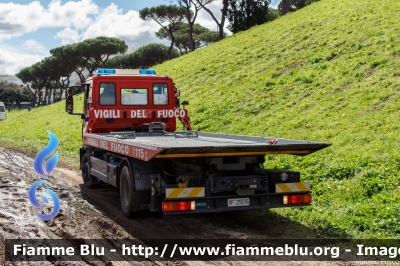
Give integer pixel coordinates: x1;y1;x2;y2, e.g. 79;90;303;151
139;69;156;75
96;68;156;75
97;69;115;75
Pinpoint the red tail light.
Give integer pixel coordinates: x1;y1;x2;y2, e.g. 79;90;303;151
163;201;195;212
283;194;312;205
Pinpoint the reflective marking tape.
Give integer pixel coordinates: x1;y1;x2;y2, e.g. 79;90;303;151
275;182;310;193
155;150;311;158
166;187;205;198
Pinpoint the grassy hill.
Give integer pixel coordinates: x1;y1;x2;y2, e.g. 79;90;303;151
1;0;400;238
154;0;400;238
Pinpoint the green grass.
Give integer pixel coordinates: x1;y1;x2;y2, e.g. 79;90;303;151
0;96;84;167
1;0;400;238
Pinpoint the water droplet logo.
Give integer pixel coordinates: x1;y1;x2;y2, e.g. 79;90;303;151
29;130;60;220
28;180;61;220
34;130;59;176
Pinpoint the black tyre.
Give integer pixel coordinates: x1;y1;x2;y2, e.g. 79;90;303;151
120;165;135;217
81;154;97;188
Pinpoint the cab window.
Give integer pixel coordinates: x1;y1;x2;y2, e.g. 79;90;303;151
121;88;148;105
99;83;116;105
153;83;169;106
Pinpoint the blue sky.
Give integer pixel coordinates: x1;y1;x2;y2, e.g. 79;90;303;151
0;0;279;75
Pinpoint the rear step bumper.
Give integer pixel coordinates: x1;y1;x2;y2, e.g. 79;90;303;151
161;192;311;214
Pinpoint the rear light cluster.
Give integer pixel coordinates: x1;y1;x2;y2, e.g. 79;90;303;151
283;194;312;205
163;201;195;212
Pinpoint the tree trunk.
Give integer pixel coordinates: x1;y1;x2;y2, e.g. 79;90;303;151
282;0;289;15
220;0;228;39
75;68;86;84
60;88;63;101
188;21;195;51
44;87;49;104
38;89;42;105
167;28;175;60
199;0;228;40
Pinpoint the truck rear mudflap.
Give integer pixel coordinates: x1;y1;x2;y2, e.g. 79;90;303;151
161;191;312;215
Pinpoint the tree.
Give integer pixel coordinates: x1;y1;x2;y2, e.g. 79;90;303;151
280;0;289;15
19;85;34;106
42;55;74;101
106;44;179;69
133;43;180;68
156;22;222;54
30;61;53;104
106;54;139;69
139;5;187;59
16;64;47;105
0;81;33;107
226;0;271;33
278;0;319;15
193;0;229;40
50;37;128;84
107;52;141;69
176;0;206;51
15;67;35;100
267;7;280;21
77;36;128;76
17;37;127;104
50;43;86;87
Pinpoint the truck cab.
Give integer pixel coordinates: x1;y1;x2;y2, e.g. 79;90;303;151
80;69;190;134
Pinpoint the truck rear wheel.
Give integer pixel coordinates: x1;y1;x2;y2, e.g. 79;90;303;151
82;154;97;188
120;165;135;217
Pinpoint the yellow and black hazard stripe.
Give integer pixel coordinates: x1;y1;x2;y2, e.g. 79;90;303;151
165;187;205;198
275;182;310;193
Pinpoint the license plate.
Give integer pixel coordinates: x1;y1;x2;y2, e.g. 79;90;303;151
228;198;250;207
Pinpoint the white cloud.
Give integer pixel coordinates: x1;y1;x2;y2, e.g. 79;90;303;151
21;39;47;52
55;28;82;45
0;1;166;74
79;3;162;48
0;0;98;41
47;0;98;30
0;44;49;75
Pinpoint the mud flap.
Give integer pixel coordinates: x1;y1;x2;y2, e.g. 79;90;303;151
133;190;152;211
150;180;161;212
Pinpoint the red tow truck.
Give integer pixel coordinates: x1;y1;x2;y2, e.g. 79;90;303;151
65;68;330;217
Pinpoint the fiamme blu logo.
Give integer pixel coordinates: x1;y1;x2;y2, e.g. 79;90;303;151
28;130;60;221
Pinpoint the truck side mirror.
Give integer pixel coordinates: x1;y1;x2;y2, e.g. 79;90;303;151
66;88;74;114
65;86;84;118
182;100;189;109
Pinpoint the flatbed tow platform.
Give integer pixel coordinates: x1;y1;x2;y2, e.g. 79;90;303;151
83;131;331;161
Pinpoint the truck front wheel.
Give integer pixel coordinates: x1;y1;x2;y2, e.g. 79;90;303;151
81;154;97;188
120;165;135;217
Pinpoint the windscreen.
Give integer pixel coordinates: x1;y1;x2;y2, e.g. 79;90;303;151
121;88;148;105
99;83;116;105
153;83;169;106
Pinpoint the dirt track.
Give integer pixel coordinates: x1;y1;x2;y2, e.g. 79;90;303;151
0;147;354;265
